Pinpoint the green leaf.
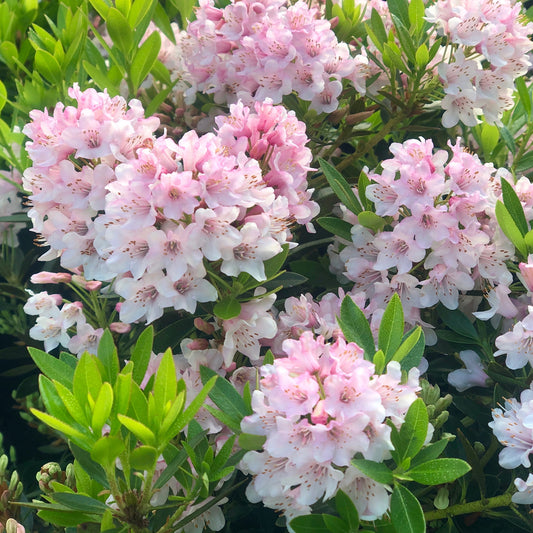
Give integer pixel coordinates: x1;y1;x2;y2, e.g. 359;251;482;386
106;7;133;56
501;177;528;236
407;458;471;485
30;409;89;444
130;445;158;471
323;514;348;533
238;433;267;450
408;0;425;33
90;436;125;470
351;458;394;484
128;0;157;28
373;349;386;374
387;0;410;28
357;210;386;232
131;326;154;385
436;306;480;341
515;76;532;118
130;30;161;91
410;439;449;468
335;490;359;532
70;443;109;488
91;382;114;435
415;44;429;68
319;158;363;215
97;330;119;384
390;484;425;533
37;509;100;528
117;414;156;446
164;375;217;439
290;514;327;533
338;296;375;360
369;8;387;47
53;380;88;425
153;348;177;413
263;243;289;280
391;327;421;365
495;200;527;258
480;123;499;155
213;297;242;320
397;398;428;462
0;80;7;113
29;347;75;388
73;354;102;407
52;493;107;515
34;48;63;85
200;366;251;419
317;217;353;241
378;294;404;361
391;15;416;64
515;152;533;174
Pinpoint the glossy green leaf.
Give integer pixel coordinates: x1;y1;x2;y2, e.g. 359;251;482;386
131;326;154;384
317;217;353;241
357;210;386;232
34;48;62;84
30;409;88;443
391;327;421;365
290;514;327;533
408;0;425;32
415;44;429;67
319;158;363;215
501;177;528;236
90;436;125;469
70;443;109;488
53;380;88;425
91;382;113;435
97;330;119;384
410;439;449;468
397;398;428;462
390;484;425;533
407;458;471;485
495;200;527;258
436;305;480;341
130;445;158;471
117;414;156;446
378;294;404;360
73;354;103;407
515;76;532;118
52;493;107;515
351;458;394;484
338;296;375;360
106;7;133;56
238;433;267;450
153;348;177;413
29;347;75;388
213;297;242;320
130;30;161;91
335;490;359;532
323;514;348;533
480;123;499;154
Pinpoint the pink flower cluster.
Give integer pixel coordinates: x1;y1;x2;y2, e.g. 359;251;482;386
23;85;318;325
330;137;531;340
426;0;533;127
181;0;357;113
240;331;420;521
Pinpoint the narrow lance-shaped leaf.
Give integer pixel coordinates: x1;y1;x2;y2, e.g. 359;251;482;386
378;293;404;361
338;296;375;360
501;177;528;236
390;484;425;533
319;158;363;215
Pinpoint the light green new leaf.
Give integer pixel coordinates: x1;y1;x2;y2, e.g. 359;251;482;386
97;329;119;384
106;7;133;56
117;414;156;446
495;200;528;258
91;436;125;470
91;382;114;435
501;177;528;236
153;348;177;413
351;458;394;484
131;326;154;385
30;409;89;445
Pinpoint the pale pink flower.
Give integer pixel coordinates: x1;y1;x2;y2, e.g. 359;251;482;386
448;350;489;392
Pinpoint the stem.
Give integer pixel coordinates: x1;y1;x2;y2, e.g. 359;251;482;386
335;111;407;173
424;492;513;522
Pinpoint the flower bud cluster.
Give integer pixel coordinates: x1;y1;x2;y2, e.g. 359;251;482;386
22;85;318;325
240;331;420;521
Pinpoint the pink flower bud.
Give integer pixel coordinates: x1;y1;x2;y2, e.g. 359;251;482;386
187;338;209;350
85;280;102;291
311;399;328;425
110;322;131;334
115;302;123;312
194;317;215;335
30;272;72;284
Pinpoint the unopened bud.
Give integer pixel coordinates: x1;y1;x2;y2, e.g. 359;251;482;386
434;411;449;430
435;394;453;413
65;464;76;490
434;487;449;510
8;472;18;493
30;271;72;284
473;441;486;456
6;519;24;533
37;462;63;493
345;110;375;125
194;318;215;335
329;16;339;28
110;322;131;334
0;455;8;477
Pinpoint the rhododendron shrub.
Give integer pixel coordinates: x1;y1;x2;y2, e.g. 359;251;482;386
0;0;533;532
